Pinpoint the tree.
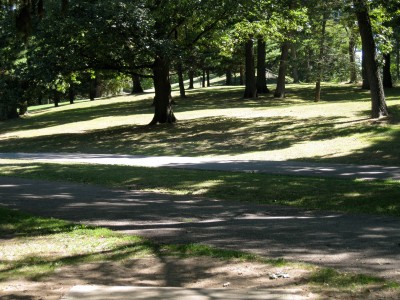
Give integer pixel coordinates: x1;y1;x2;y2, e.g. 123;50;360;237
274;41;289;98
314;12;327;102
256;38;270;93
383;53;393;88
353;0;388;118
132;74;144;94
0;2;29;120
146;0;241;124
243;38;257;98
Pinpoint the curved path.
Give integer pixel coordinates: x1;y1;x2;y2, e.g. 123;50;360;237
1;175;400;281
0;152;400;180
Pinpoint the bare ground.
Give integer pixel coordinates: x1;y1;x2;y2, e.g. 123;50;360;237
2;256;400;300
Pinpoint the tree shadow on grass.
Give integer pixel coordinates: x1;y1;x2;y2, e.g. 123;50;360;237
306;104;400;165
285;84;372;103
0;115;385;157
0;95;155;135
2;83;384;136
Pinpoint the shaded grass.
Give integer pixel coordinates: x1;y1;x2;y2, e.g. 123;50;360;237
1;161;399;217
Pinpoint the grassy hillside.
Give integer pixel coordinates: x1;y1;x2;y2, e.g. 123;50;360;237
1;83;399;165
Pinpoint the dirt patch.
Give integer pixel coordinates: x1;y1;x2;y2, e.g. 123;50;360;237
1;257;399;300
0;257;314;299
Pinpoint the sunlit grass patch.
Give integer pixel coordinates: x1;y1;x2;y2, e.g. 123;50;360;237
310;268;400;289
1;84;399;165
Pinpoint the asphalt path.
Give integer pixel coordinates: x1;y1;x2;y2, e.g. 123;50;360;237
1;152;400;180
1;176;400;281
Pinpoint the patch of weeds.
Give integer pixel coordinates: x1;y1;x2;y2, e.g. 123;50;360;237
309;268;400;289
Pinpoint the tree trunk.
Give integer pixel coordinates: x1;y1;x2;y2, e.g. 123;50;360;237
383;53;393;88
226;70;232;85
177;61;186;98
0;103;18;121
206;69;211;87
89;78;96;101
202;69;206;88
348;29;357;83
131;74;144;94
243;38;257;98
291;43;299;83
53;91;60;107
188;70;194;89
315;15;327;102
256;38;270;94
354;0;388;118
274;42;289;98
149;56;176;125
361;54;370;89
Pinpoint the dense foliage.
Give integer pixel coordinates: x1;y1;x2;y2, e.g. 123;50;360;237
0;0;399;121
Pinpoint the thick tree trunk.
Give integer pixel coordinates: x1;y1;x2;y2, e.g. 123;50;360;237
315;15;327;102
131;74;144;94
188;70;194;89
243;38;257;98
291;43;299;83
0;103;18;121
348;30;357;83
383;53;393;88
226;70;233;85
354;0;388;118
177;61;186;98
361;54;370;89
206;69;211;87
274;42;289;98
149;56;176;125
256;38;270;94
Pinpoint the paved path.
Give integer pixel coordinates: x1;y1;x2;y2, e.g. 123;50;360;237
1;176;400;282
1;152;400;180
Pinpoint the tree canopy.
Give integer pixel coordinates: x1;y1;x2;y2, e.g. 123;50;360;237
0;0;399;121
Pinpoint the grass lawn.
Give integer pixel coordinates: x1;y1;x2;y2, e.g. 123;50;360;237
1;83;400;298
0;159;399;217
0;83;399;165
